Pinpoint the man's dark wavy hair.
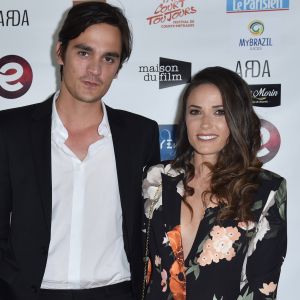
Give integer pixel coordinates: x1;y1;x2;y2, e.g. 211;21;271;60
172;66;262;222
57;1;132;78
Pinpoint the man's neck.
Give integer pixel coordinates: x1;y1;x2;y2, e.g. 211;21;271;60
55;94;103;132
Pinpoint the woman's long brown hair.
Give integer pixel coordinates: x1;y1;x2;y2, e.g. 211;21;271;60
172;66;262;222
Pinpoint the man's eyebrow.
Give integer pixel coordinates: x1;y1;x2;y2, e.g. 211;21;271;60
74;44;93;52
73;44;120;58
104;52;120;58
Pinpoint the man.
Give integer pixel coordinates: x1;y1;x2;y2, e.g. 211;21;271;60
0;2;160;300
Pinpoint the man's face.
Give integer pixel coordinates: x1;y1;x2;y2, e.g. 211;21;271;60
57;23;122;104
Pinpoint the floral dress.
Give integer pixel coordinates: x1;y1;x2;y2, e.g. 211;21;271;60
142;163;287;300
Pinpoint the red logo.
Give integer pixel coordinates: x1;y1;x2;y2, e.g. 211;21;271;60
258;119;281;163
0;55;33;99
147;0;197;28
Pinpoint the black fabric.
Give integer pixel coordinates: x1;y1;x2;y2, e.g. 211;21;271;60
38;281;133;300
143;164;287;300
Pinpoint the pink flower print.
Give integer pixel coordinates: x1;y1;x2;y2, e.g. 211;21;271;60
259;282;277;296
226;226;241;241
210;248;221;263
238;221;255;231
199;226;240;267
155;255;161;267
197;249;213;266
161;269;168;292
202;239;214;252
212;235;233;254
210;225;227;239
223;247;236;261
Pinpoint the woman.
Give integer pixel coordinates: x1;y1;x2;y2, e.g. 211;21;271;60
142;66;287;300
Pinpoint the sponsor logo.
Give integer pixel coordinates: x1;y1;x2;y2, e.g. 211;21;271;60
0;10;29;26
139;57;191;89
147;0;197;29
159;125;177;161
250;84;281;107
0;55;33;99
239;20;272;51
258;119;281;163
235;60;270;78
226;0;289;13
249;20;264;35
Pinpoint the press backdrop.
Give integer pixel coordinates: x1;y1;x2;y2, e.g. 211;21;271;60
0;1;299;298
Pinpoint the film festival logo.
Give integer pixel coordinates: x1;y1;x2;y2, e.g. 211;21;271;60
239;20;273;51
146;0;197;29
0;55;33;99
226;0;289;13
139;57;191;89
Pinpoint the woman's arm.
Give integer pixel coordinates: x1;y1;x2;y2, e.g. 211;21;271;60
239;178;287;300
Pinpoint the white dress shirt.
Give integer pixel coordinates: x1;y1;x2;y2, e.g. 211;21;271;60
41;92;131;289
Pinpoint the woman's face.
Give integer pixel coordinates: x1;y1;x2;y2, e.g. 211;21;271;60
185;83;230;164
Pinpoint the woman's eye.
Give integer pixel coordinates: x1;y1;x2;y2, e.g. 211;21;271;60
215;109;225;116
189;109;200;115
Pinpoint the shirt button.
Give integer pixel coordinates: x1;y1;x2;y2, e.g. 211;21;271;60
31;285;38;293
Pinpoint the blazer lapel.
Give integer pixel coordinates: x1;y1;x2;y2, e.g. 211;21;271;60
30;96;53;231
162;172;184;231
106;106;133;245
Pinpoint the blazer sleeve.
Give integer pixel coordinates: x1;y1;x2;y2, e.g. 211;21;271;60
145;121;160;167
0;122;18;297
239;178;287;300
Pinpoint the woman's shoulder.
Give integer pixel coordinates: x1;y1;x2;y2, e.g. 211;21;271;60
258;168;286;191
142;161;184;196
252;168;287;219
144;161;184;178
142;161;184;218
144;160;170;172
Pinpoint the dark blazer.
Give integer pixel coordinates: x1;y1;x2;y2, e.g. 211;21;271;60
142;163;287;300
0;95;160;300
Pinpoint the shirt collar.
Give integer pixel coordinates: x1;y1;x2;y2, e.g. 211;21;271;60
99;102;111;137
51;91;111;146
